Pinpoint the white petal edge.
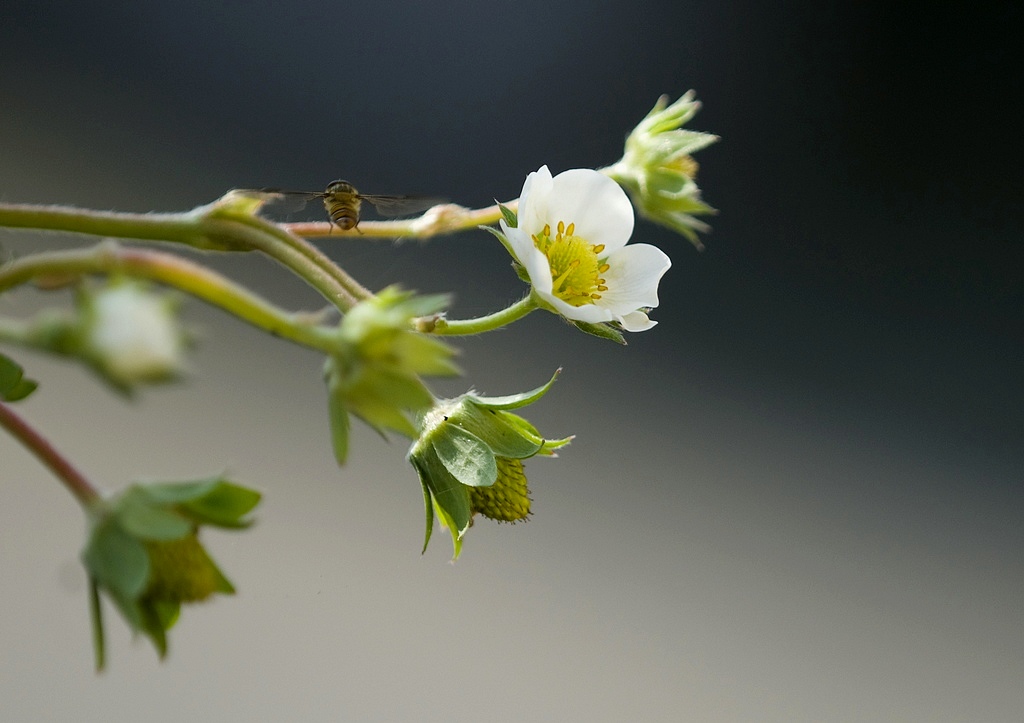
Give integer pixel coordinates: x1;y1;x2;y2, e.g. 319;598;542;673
540;293;615;324
545;170;634;252
619;310;657;332
599;243;671;314
501;224;538;268
516;166;554;237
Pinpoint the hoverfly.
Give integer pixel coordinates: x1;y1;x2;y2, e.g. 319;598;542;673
245;179;442;232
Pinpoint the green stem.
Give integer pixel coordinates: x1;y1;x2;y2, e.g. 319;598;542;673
214;211;372;302
0;204;211;246
283;199;519;239
0;400;101;507
431;295;538;336
196;217;359;310
0;201;360;311
0;243;339;352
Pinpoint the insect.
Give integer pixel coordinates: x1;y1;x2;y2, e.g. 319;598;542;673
246;180;441;231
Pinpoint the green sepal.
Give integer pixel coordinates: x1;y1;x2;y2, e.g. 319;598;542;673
511;259;531;285
466;369;560;410
480;224;517;261
498;202;518;228
139;599;179;659
420;478;434;554
413;453;471;559
449;404;544;460
117;490;194;541
0;353;38;402
328;393;352;464
143;478;262;528
431;424;498;488
391;291;452;320
83;519;151;603
82;477;259;667
571;319;627;345
324;355;425;445
89;579;106;672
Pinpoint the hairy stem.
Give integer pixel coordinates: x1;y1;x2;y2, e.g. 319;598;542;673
0;243;339;352
430;295;537;336
283;199;519;239
0;201;360;310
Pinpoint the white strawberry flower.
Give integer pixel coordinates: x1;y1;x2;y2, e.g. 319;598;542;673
501;166;670;332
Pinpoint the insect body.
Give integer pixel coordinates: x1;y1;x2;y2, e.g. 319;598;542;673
248;180;440;231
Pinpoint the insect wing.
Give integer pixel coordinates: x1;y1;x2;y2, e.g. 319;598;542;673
252;189;326;213
359;194;444;218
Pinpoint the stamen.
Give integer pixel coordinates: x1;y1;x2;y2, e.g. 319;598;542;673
537;218;609;307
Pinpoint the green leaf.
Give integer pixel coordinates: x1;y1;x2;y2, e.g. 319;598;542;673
571;320;627;345
466;368;561;410
82;520;150;601
0;354;38;402
432;425;497;488
2;378;37;402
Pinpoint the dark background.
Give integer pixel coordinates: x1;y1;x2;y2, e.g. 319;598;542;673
2;2;1021;720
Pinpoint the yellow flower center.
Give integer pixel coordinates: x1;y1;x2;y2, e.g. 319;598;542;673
531;221;610;307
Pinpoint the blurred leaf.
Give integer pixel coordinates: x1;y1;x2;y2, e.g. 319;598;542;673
124;479;261;528
82;521;150;601
118;495;193;541
0;353;38;402
174;481;262;528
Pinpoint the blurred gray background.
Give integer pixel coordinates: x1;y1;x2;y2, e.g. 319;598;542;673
2;2;1021;721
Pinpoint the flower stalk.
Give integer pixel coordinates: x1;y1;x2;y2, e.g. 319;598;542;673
0;243;338;353
0;400;101;507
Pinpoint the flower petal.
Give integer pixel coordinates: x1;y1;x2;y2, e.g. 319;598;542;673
541;293;614;324
599;243;671;313
516;165;554;237
521;243;555;296
618;310;657;332
501;224;539;268
546;170;634;252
